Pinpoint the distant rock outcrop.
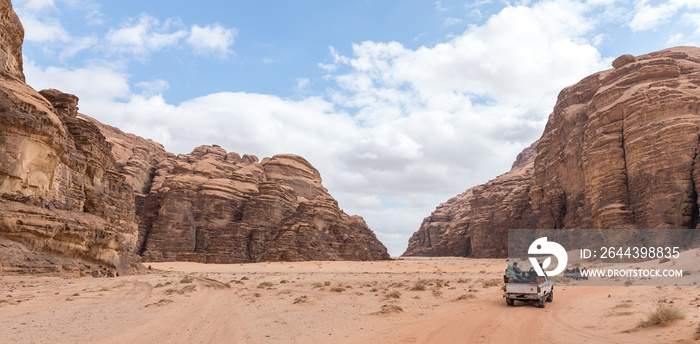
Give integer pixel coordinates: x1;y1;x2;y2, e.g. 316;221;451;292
87;117;389;262
405;47;700;257
111;142;389;262
404;141;536;257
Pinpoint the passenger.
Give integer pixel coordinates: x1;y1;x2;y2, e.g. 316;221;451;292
513;262;528;283
528;267;537;282
505;263;516;282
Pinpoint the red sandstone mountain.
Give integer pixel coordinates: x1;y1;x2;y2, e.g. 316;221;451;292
405;47;700;257
0;0;387;275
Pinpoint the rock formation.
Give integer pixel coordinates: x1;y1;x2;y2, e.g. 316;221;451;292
0;0;387;275
405;47;700;257
404;141;536;257
86;117;389;262
122;143;388;262
0;1;140;275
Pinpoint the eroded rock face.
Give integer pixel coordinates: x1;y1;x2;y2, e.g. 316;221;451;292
405;47;700;257
128;145;389;262
0;1;140;275
404;142;536;257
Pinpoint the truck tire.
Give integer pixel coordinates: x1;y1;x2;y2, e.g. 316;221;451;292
506;298;514;306
546;290;553;302
538;297;546;308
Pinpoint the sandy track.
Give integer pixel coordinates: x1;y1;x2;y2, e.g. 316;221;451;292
1;258;698;343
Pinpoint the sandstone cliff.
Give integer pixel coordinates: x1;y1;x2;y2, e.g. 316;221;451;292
124;143;389;262
404;47;700;257
0;0;388;275
404;141;536;257
0;0;140;275
86;116;389;262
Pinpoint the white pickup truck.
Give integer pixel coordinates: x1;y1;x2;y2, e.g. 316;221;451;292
502;275;554;308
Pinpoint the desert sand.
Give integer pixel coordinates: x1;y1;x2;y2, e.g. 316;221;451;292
1;257;699;344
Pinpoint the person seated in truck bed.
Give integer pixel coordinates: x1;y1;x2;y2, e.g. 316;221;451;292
512;262;529;283
505;263;516;282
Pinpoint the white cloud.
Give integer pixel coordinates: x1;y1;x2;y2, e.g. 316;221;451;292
629;0;677;31
24;60;131;106
186;24;237;56
106;15;188;58
136;79;169;97
629;0;700;32
19;15;70;43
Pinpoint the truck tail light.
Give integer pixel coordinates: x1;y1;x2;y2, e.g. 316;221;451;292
502;285;506;291
537;286;541;293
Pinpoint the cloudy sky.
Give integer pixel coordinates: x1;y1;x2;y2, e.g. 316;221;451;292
14;0;700;256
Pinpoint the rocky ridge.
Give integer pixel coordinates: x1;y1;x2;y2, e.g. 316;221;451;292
404;47;700;257
84;117;389;263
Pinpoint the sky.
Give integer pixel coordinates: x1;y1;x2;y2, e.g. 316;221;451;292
14;0;700;256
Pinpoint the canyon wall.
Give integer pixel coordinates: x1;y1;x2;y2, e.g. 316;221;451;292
0;0;140;275
405;47;700;257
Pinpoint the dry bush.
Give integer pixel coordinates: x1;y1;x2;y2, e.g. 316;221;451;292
257;282;274;289
330;287;345;292
180;276;194;284
145;299;173;307
386;291;401;299
481;279;500;288
180;285;196;293
456;294;476;301
432;289;443;297
410;282;426;291
293;295;308;304
377;304;403;314
632;305;685;330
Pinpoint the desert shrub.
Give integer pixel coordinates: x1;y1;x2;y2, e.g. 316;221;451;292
181;285;196;293
293;295;308;304
456;294;476;301
378;304;403;314
482;279;500;288
410;282;426;291
330;287;345;292
257;282;274;289
386;291;401;299
180;276;194;284
639;305;685;327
